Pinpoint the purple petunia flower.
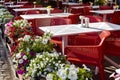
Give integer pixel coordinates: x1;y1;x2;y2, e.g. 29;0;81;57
17;69;25;75
30;51;35;56
21;52;25;56
18;64;23;68
23;59;28;65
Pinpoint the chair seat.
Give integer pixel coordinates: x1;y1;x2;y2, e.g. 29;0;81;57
85;15;103;22
67;57;98;66
73;34;100;45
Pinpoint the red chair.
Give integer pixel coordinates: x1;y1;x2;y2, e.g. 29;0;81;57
25;10;41;14
99;5;112;10
65;30;111;80
110;11;120;25
14;16;23;20
68;13;80;24
85;15;103;23
104;30;120;68
70;7;83;15
51;8;63;13
83;6;93;16
50;17;72;26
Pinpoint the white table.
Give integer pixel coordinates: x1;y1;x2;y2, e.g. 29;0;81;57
13;7;53;12
7;5;23;8
17;1;28;4
20;13;73;20
62;2;81;6
39;22;120;68
90;9;120;21
13;8;53;16
71;5;99;9
4;2;14;5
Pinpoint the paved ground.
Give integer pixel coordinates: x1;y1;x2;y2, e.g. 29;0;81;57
0;32;19;80
0;37;13;80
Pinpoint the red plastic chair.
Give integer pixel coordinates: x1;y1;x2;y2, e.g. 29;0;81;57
104;30;120;68
51;8;63;13
14;16;23;20
110;11;120;25
65;30;111;80
50;17;72;26
70;7;84;15
83;6;93;16
68;14;80;24
85;15;103;23
99;5;112;10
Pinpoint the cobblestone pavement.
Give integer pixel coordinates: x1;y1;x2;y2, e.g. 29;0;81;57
0;38;13;80
0;35;19;80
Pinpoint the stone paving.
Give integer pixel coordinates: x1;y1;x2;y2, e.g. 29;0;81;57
0;38;13;80
0;34;19;80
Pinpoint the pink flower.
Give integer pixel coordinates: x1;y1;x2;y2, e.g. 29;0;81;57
5;21;13;27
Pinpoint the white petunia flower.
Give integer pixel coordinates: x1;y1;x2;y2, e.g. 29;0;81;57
42;38;48;44
68;70;78;80
116;69;120;74
19;59;23;64
57;69;67;80
23;55;27;60
46;73;53;80
23;35;31;41
16;53;21;58
26;48;30;52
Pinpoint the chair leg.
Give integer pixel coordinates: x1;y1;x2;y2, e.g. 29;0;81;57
99;64;106;80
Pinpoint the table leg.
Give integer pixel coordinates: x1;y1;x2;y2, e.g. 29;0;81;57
62;36;68;55
103;14;107;22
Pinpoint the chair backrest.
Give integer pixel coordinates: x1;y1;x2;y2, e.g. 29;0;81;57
68;14;80;24
25;10;41;14
99;30;111;46
99;5;112;10
50;17;72;26
111;11;120;25
83;6;93;15
14;16;23;20
70;8;83;15
85;15;103;23
51;8;63;13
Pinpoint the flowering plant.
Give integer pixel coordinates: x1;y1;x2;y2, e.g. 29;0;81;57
13;51;36;75
16;32;54;53
113;5;119;10
13;32;54;75
26;52;67;78
110;69;120;80
47;5;51;9
26;52;92;80
46;64;92;80
5;19;32;41
33;1;37;5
